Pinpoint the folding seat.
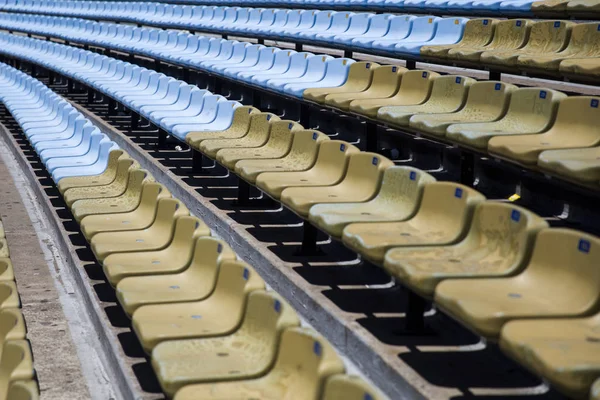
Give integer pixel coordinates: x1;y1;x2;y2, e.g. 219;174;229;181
420;18;498;59
482;20;573;68
0;341;34;399
256;140;359;200
70;169;151;222
409;81;516;136
518;23;600;74
235;130;330;184
568;0;600;17
436;229;600;340
385;203;547;298
559;57;600;82
303;62;378;104
537;147;600;185
216;121;302;170
489;97;600;165
185;107;260;149
7;380;39;400
51;141;120;183
446;88;566;149
315;13;374;43
281;153;394;218
372;16;440;52
116;237;236;316
325;65;406;111
334;14;393;45
322;375;386;400
151;288;299;396
131;258;263;352
309;167;435;238
500;313;600;399
395;17;468;56
352;15;416;48
173;328;345;400
349;70;439;118
342;182;485;263
90;199;194;263
0;310;26;355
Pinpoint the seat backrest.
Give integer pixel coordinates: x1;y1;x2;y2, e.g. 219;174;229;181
500;87;566;131
432;17;468;40
393;70;439;102
6;380;39;400
185;237;236;297
521;20;573;53
287;130;330;163
363;65;407;97
405;16;440;41
486;19;532;50
313;140;360;181
264;120;303;151
339;152;394;196
563;22;600;55
386;14;416;39
322;375;386;400
343;61;380;91
0;309;26;358
454;18;498;48
421;75;475;110
0;340;34;399
460;81;517;116
545;96;600;143
0;282;16;308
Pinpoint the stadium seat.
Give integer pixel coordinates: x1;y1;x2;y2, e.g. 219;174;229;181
395;17;468;56
308;167;435;238
435;229;600;339
420;18;498;59
489;97;600;165
185;106;260;147
6;380;39;400
322;375;385;400
377;75;475;127
500;313;600;399
303;61;378;103
102;215;211;286
409;81;517;136
342;182;485;263
235;130;330;183
132;260;266;352
384;203;548;298
280;153;394;218
0;259;13;282
116;237;235;315
0;310;26;354
0;340;34;399
446;87;566;149
559;57;600;82
0;282;19;310
530;0;569;16
256;140;360;199
592;379;600;400
537;147;600;185
567;0;600;17
151;289;299;396
372;15;440;52
351;15;416;48
173;328;345;400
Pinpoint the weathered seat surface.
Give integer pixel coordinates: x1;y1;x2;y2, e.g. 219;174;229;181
435;229;600;339
281;153;394;218
0;259;14;282
152;289;299;396
377;75;475;127
567;0;600;17
185;106;259;148
342;183;485;263
0;309;26;359
0;239;8;259
6;380;39;400
537;146;600;184
0;340;34;399
447;88;566;149
559;57;600;82
384;203;548;298
309;167;435;238
303;61;379;104
531;0;569;16
420;19;498;59
489;97;600;165
500;313;600;400
322;375;386;400
0;282;20;310
256;141;360;199
173;328;345;400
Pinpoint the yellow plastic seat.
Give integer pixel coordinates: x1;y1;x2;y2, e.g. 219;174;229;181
435;228;600;340
322;375;386;400
0;259;14;282
531;0;569;16
377;75;475;128
216;121;303;170
281;153;394;218
342;182;485;263
489;96;600;165
447;88;566;149
0;340;34;399
324;65;407;111
384;203;548;298
56;149;132;194
152;289;299;396
116;237;235;316
70;169;152;223
421;18;498;59
481;21;573;68
173;327;345;400
537;146;600;184
0;309;26;359
63;157;137;207
447;19;531;63
559;57;600;83
256;140;360;200
308;166;435;238
409;81;516;137
518;23;600;73
0;219;4;239
500;313;600;400
185;106;260;149
90;199;191;263
79;183;171;240
103;215;211;287
132;260;265;353
303;61;379;104
592;378;600;400
235;130;330;184
0;239;8;259
7;380;39;400
567;0;600;18
349;70;439;118
198;113;281;159
0;282;20;310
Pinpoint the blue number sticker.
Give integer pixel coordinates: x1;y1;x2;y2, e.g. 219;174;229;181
455;77;461;84
409;171;416;180
392;66;397;72
539;90;547;99
288;123;293;129
483;19;488;25
554;21;560;28
494;83;501;91
313;341;322;357
366;62;371;68
597;24;600;31
516;20;522;27
248;108;253;113
591;99;599;108
312;132;318;140
372;157;378;166
274;300;281;313
455;188;463;198
578;239;591;253
422;71;427;78
243;268;249;280
511;209;520;222
364;395;374;400
266;114;271;121
217;244;223;253
340;143;346;151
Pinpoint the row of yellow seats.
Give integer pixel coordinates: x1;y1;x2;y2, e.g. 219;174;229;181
0;219;39;400
56;149;386;400
185;115;600;399
302;63;600;187
420;18;600;82
533;0;600;19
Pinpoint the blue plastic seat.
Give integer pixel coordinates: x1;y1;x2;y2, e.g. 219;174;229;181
353;15;416;48
315;12;371;43
395;17;467;55
211;44;264;73
336;14;393;45
169;100;240;140
372;15;439;51
301;11;352;40
223;47;280;77
283;58;355;98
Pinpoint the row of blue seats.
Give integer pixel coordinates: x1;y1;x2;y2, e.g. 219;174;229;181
0;63;118;182
0;17;359;101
